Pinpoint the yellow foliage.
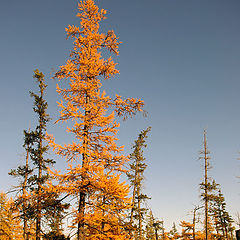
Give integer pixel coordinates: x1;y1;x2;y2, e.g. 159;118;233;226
47;0;144;239
0;192;23;240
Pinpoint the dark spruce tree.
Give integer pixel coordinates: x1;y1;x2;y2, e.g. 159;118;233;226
9;128;34;239
209;186;235;239
10;70;68;240
27;69;55;240
127;127;151;240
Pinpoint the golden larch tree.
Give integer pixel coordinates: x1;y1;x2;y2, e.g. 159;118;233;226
0;192;23;240
47;1;144;239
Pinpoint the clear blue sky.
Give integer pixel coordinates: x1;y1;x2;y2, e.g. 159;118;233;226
0;0;240;230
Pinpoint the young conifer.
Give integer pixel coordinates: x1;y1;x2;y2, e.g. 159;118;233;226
28;70;68;239
210;186;234;239
28;70;53;240
47;1;144;239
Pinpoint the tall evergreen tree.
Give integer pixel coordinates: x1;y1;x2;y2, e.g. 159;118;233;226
26;69;56;240
9;70;66;240
127;127;151;239
28;70;69;240
47;1;144;239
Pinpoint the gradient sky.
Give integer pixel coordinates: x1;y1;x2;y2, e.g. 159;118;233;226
1;0;240;231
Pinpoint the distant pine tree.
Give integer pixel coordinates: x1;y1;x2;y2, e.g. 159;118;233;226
127;127;151;239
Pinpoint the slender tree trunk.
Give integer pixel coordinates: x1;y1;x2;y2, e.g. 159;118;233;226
23;145;29;240
36;175;41;240
223;219;228;240
77;149;87;240
77;95;90;240
193;208;196;240
101;196;106;232
135;155;143;240
154;228;158;240
129;161;138;238
78;191;86;240
130;170;137;224
137;184;142;240
204;131;208;240
36;155;42;239
36;89;44;240
162;225;165;240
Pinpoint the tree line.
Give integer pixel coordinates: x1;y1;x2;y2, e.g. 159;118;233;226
0;0;238;239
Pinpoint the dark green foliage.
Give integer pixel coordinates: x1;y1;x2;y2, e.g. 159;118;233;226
128;127;151;239
209;186;235;238
28;70;66;239
8;129;34;184
28;69;54;177
43;193;70;234
200;179;218;203
198;131;234;239
9;70;68;239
